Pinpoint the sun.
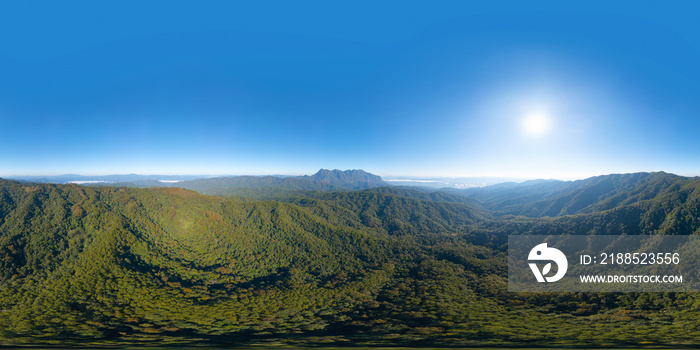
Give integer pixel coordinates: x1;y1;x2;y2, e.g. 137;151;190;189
522;113;551;137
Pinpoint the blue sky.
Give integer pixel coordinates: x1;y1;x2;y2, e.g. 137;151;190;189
1;1;699;179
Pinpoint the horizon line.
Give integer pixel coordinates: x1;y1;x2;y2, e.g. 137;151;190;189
1;169;696;183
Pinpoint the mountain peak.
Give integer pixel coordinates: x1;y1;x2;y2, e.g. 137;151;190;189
313;168;370;176
310;169;387;189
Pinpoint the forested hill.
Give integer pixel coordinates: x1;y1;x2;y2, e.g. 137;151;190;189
0;178;502;346
457;172;700;218
278;190;485;236
3;174;700;346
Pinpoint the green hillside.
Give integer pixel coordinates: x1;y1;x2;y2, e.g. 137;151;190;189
460;172;700;219
2;175;700;346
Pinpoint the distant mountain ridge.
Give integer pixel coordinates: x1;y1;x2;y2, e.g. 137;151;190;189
4;169;390;194
457;172;700;219
176;169;388;195
5;174;205;184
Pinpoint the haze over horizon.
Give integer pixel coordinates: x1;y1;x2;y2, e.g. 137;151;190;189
2;2;699;179
5;169;696;190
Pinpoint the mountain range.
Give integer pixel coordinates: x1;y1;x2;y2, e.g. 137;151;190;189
175;169;389;195
2;170;700;346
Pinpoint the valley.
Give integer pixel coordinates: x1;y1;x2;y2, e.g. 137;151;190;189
1;170;700;346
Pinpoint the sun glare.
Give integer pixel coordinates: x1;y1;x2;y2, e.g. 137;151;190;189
522;113;551;137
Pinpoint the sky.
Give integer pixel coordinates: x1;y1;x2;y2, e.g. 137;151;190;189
1;1;699;179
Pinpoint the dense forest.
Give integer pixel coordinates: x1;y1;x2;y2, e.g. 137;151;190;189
2;171;700;346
